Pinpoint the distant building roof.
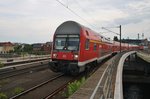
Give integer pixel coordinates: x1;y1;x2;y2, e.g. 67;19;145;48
0;42;14;46
32;43;44;48
121;39;148;46
45;42;52;45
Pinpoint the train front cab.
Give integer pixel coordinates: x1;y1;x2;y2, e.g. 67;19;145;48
49;21;82;76
49;34;81;75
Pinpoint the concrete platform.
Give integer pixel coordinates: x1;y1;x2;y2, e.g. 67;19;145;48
69;51;136;99
137;51;150;63
69;56;117;99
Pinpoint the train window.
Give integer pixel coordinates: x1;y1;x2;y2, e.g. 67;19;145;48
68;35;79;37
94;43;97;51
86;31;89;36
68;37;79;51
56;35;67;37
55;38;66;50
85;39;89;50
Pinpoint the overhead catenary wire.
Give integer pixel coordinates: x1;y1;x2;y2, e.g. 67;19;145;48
55;0;98;29
55;0;121;37
73;0;98;23
102;27;120;35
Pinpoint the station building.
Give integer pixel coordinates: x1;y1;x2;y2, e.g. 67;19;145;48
0;42;14;54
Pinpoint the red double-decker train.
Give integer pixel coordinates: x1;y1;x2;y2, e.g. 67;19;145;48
49;21;143;75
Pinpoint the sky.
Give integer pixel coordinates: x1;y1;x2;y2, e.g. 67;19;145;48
0;0;150;44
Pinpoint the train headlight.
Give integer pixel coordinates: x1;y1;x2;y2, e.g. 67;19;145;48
53;53;57;58
74;54;78;60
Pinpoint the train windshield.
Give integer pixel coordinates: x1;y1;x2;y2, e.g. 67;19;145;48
55;37;66;50
54;35;79;51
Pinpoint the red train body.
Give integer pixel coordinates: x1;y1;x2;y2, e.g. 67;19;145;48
49;21;142;75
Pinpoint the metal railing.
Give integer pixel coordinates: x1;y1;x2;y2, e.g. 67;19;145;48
90;54;121;99
114;51;136;99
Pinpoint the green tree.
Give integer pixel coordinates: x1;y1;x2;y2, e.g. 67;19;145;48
14;44;33;54
23;44;33;53
113;36;118;41
14;45;22;53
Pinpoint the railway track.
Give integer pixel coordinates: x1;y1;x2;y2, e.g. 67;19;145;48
3;57;50;66
45;55;115;99
44;75;79;99
5;55;115;99
9;74;66;99
0;63;49;80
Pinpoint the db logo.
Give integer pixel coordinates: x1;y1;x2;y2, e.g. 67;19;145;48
99;45;102;48
62;55;66;58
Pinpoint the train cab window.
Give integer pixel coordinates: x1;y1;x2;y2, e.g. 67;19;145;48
55;38;66;50
94;43;97;51
85;39;89;50
54;34;79;51
68;37;79;51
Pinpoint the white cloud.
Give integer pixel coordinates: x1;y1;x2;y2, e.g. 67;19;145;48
0;0;150;43
128;0;150;12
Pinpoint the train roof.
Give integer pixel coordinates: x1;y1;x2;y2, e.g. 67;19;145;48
55;21;113;44
55;21;82;35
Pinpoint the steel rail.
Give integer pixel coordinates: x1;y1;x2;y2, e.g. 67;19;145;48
0;64;48;80
0;55;50;62
10;74;64;99
44;77;76;99
0;61;48;75
2;57;49;67
45;70;92;99
0;59;49;70
2;56;50;64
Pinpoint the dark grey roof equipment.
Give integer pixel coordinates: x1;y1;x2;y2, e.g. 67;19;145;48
55;21;82;35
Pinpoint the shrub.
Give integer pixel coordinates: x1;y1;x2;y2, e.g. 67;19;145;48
0;93;7;99
0;62;4;68
12;87;24;95
64;77;86;97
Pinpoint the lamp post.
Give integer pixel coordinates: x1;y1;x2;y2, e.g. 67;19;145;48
102;25;122;53
119;25;121;53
